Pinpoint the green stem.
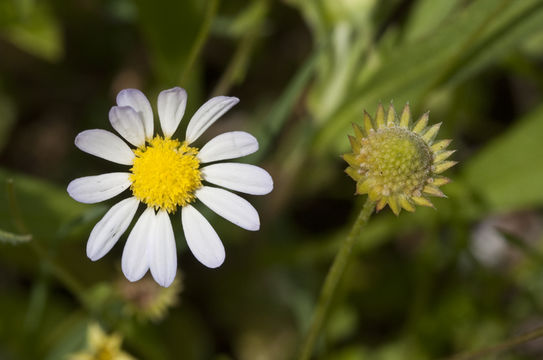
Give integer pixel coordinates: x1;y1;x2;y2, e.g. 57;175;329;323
180;0;220;84
28;240;91;309
445;325;543;360
298;198;376;360
211;25;259;97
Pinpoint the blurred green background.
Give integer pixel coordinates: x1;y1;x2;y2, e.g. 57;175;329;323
1;0;543;359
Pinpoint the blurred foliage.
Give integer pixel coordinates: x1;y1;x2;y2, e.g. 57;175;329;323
463;104;543;212
0;0;62;61
0;0;543;359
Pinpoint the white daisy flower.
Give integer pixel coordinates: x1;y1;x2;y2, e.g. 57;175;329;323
67;87;273;287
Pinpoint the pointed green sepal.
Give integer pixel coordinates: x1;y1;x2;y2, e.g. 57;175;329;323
434;161;457;174
412;196;434;208
386;103;396;127
431;139;452;152
399;103;411;128
375;103;386;129
434;150;456;163
413;112;429;133
422;123;442;143
363;111;374;132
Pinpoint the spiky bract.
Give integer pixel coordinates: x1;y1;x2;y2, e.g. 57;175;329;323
343;103;456;215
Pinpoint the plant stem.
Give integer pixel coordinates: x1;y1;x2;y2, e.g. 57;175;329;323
211;27;259;97
29;241;91;309
445;325;543;360
180;0;219;84
298;198;375;360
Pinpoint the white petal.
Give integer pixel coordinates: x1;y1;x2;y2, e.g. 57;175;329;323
201;163;273;195
109;106;146;147
196;186;260;231
75;129;135;165
185;96;239;144
122;207;154;282
116;89;154;139
181;205;225;268
67;173;131;204
198;131;258;163
158;87;187;138
149;210;177;287
86;197;139;261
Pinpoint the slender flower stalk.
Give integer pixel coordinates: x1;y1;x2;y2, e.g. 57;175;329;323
298;198;375;360
180;0;219;84
298;103;456;359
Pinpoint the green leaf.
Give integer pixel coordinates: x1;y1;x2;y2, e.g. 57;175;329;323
0;1;63;61
0;228;31;245
314;0;543;153
404;0;461;42
446;0;543;87
0;169;90;242
462;104;543;212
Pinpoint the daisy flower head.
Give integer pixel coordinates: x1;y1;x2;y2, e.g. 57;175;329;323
343;103;456;215
68;87;273;287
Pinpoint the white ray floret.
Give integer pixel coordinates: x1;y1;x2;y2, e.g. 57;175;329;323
201;163;274;195
186;96;240;144
75;129;135;165
198;131;258;163
87;197;139;261
67;172;131;204
158;87;187;138
196;186;260;231
116;89;154;139
122;207;154;282
182;205;225;269
109;106;146;147
149;210;177;287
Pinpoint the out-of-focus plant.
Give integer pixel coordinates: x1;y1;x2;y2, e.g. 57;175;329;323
0;0;63;61
287;0;377;125
1;0;543;359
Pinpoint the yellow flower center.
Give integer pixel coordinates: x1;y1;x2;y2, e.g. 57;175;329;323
130;136;202;213
360;127;432;197
96;347;114;360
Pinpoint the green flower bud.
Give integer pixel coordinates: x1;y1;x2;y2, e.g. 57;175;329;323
344;103;456;215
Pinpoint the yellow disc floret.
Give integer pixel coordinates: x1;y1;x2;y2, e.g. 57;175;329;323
344;103;456;215
130;136;202;213
360;127;432;199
